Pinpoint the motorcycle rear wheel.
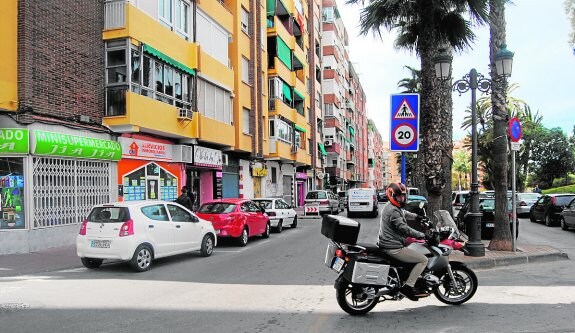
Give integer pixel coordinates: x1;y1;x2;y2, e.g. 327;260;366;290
434;265;478;305
336;281;378;315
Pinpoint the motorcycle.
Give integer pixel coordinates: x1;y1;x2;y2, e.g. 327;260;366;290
322;207;478;315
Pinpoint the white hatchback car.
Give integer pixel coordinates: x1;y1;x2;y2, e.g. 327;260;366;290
76;201;217;272
252;198;297;233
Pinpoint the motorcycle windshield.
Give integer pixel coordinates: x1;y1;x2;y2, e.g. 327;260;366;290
433;210;460;237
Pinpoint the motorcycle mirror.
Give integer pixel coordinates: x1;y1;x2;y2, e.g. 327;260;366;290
418;202;425;209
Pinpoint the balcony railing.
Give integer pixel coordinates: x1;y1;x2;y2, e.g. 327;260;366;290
104;0;126;30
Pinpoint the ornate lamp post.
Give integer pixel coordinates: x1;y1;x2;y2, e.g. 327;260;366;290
434;45;514;257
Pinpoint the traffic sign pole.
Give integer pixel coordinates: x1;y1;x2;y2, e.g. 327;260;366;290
508;117;522;252
401;153;406;184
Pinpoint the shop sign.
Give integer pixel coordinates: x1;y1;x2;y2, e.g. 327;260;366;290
0;128;29;154
32;130;121;161
194;146;222;169
252;168;268;177
118;137;173;161
296;172;308;180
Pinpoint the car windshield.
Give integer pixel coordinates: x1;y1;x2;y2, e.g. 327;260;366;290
198;203;236;214
254;200;273;209
519;193;541;200
88;206;130;223
479;199;495;210
306;191;327;199
556;195;575;206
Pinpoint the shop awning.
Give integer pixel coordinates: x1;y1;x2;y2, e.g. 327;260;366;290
294;124;306;132
276;37;292;70
143;44;196;76
318;143;327;156
343;136;352;143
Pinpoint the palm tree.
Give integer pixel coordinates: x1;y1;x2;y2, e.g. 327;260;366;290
488;0;512;250
397;66;421;93
453;149;471;190
345;0;490;216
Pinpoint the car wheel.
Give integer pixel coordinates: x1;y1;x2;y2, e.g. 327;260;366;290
545;214;554;227
81;257;103;269
276;220;283;233
130;244;153;272
291;215;298;228
238;228;249;246
200;234;214;257
529;213;536;222
561;217;569;231
262;222;271;238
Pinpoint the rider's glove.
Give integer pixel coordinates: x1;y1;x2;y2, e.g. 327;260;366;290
415;215;424;222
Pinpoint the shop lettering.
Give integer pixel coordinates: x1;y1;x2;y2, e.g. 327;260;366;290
195;147;222;165
46;145;117;159
0;129;25;141
0;143;15;151
36;131;121;150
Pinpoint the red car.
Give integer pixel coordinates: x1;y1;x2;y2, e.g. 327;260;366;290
196;199;271;246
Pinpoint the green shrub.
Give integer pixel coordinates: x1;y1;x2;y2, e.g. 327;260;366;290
542;184;575;194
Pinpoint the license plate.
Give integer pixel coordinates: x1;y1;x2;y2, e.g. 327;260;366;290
350;203;360;206
485;223;494;228
90;240;111;248
331;257;344;272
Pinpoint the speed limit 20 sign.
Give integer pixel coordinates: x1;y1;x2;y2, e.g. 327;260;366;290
390;94;420;152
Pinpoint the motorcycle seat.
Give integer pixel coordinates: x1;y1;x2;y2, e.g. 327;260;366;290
355;242;406;267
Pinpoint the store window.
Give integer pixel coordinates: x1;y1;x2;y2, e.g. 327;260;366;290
122;162;178;202
0;157;25;230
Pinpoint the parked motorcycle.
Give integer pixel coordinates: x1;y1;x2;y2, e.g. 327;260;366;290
322;208;478;315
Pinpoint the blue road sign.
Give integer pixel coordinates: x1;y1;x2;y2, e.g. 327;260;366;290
509;117;522;142
390;94;420;152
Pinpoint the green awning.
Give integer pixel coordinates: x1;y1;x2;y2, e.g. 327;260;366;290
276;37;292;70
343;136;352;143
348;126;355;136
267;0;275;16
318;143;327;156
143;44;196;76
282;81;292;102
294;124;306;132
294;89;305;101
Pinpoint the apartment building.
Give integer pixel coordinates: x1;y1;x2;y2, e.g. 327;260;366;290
368;119;384;190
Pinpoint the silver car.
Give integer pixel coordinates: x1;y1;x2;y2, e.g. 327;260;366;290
515;192;541;217
304;190;340;215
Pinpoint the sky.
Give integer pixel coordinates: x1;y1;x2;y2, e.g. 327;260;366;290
336;0;575;141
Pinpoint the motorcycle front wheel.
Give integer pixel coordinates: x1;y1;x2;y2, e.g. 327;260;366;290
434;264;478;305
336;281;379;315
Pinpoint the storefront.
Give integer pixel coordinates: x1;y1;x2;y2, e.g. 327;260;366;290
295;172;307;207
1;126;120;255
118;136;184;203
186;145;225;207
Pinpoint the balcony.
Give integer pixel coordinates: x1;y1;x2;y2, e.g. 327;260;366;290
324;141;341;155
345;101;356;113
325;166;341;177
268;98;306;125
291;147;311;166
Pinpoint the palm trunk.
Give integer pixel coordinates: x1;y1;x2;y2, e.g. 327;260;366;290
488;0;512;251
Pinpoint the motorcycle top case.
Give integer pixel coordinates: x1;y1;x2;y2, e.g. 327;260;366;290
321;215;360;244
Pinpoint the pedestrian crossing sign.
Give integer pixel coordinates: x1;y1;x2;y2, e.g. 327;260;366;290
393;99;416;119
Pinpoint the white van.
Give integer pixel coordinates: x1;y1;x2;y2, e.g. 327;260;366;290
407;187;420;196
347;188;378;218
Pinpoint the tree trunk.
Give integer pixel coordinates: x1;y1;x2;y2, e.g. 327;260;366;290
417;2;443;218
488;0;512;251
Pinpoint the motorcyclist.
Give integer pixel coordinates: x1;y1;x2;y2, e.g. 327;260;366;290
378;182;428;300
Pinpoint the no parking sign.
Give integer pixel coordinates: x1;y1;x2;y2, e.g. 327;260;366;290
390;94;420;152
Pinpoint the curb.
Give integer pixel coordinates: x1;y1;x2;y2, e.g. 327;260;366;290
459;251;569;270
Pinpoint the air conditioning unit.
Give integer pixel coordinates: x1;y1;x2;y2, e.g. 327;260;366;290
172;145;193;163
222;153;229;166
177;108;193;120
324;139;333;147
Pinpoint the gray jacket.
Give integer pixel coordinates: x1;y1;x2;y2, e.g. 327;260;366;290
378;202;425;249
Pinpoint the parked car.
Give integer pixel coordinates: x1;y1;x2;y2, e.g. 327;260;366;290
560;197;575;230
452;191;470;219
252;198;297;233
196;199;270;246
76;201;218;272
514;192;542;217
457;197;517;239
347;188;378;218
376;190;388;203
304;190;340;215
529;194;575;226
337;191;348;210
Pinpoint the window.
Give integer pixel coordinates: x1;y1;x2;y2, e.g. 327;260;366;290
159;0;173;28
271;167;277;183
269;119;275;137
243;108;250;134
141;204;169;221
322;7;334;22
197;78;233;125
167;204;194;222
241;7;249;34
175;0;189;39
0;157;25;230
242;57;250;84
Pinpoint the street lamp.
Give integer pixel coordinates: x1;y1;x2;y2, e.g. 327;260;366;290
434;45;514;257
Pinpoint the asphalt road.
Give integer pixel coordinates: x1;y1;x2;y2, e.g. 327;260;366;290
1;206;574;333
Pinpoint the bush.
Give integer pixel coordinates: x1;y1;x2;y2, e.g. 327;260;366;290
542;184;575;194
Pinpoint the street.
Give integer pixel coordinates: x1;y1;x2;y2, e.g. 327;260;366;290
1;206;574;333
